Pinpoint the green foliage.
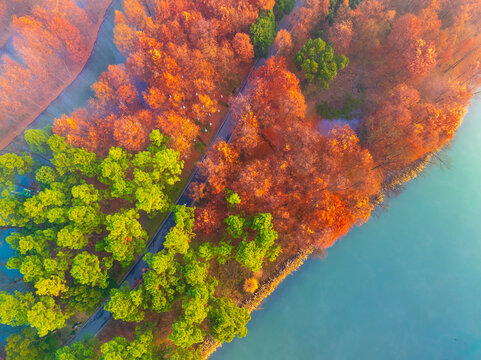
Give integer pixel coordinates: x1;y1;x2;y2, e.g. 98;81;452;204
71;252;109;288
100;328;154;360
294;37;349;89
64;284;107;312
0;129;183;339
57;226;88;250
6;328;58;360
104;209;146;263
225;190;241;207
167;347;203;360
99;147;133;199
36;166;58;185
198;242;215;261
222;213;281;272
35;276;68;297
56;335;100;360
208;297;250;343
0;291;33;327
25;127;52;155
169;318;205;349
224;215;246;239
48;135;99;177
249;10;276;57
163;206;195;255
106;284;146;322
273;0;295;21
215;241;234;265
0;152;34;190
28;296;72;337
349;0;363;8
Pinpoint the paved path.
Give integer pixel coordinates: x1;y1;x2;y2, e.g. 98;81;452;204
67;1;303;345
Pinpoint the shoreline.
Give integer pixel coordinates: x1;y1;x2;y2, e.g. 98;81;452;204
200;151;435;359
0;0;114;151
201;247;314;358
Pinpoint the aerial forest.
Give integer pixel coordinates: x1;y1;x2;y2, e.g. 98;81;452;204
0;0;480;358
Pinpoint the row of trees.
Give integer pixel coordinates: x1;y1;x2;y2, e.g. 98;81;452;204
3;188;281;359
0;128;183;338
0;0;110;144
54;0;294;155
104;200;279;357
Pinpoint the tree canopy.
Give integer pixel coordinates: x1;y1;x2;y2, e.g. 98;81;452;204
249;10;276;57
294;37;349;89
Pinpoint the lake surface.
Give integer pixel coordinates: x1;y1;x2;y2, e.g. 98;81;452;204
213;96;481;360
0;0;123;343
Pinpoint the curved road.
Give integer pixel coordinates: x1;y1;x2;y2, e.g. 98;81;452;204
68;0;304;345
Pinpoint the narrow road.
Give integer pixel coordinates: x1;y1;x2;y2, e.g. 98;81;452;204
67;1;304;345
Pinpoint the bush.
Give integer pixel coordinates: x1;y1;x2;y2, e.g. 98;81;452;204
243;277;259;293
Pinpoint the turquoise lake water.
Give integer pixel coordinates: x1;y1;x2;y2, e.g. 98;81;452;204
213;97;481;360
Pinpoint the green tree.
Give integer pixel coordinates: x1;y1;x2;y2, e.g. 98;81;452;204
273;0;295;21
214;241;233;265
249;10;276;57
234;213;280;271
57;226;89;250
35;276;69;297
168;348;203;360
100;328;154;360
71;252;109;288
104;209;146;263
25;127;52;155
224;215;246;239
56;335;100;360
132;136;183;214
0;291;34;327
225;190;241;207
27;296;72;336
23;188;68;225
106;284;146;322
65;285;106;312
48;135;99;177
67;203;103;234
0;153;34;190
163;206;195;255
169;318;205;349
6;328;58;360
294;37;349;89
36;166;58;185
208;297;250;343
99;147;133;199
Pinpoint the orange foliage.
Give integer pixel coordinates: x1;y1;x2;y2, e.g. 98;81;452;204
233;33;255;63
54;0;265;156
243;277;259;293
197;58;382;252
273;29;293;57
324;0;481;173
